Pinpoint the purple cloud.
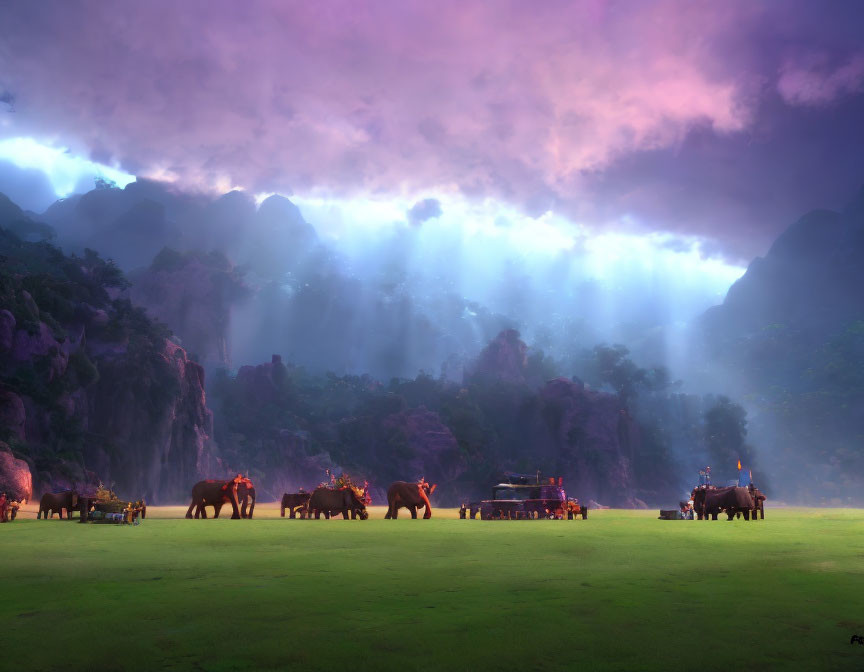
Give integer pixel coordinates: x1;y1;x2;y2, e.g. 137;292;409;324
778;54;864;106
1;0;863;258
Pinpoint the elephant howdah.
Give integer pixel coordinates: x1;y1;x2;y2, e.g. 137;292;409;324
308;486;368;520
185;476;256;519
385;480;437;519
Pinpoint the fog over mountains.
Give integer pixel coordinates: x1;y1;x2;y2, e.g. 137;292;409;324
2;171;863;504
29;177;739;382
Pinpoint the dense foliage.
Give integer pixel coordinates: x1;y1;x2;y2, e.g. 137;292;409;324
0;202;183;493
210;337;755;504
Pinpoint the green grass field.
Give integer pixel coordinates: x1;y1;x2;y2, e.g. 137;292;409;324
3;505;864;672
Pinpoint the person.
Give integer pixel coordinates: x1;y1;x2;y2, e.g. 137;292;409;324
705;466;712;486
0;492;7;523
459;503;467;519
11;499;19;520
580;502;589;520
698;469;706;487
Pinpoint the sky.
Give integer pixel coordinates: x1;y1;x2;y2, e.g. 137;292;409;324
1;1;864;262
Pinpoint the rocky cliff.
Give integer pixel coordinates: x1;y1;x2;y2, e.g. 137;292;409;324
127;248;247;370
0;195;219;502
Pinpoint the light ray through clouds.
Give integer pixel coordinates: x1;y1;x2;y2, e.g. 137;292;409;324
0;137;134;200
2;136;746;302
2;136;744;380
291;192;744;375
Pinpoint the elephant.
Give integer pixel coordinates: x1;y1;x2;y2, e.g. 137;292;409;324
750;486;767;519
280;491;311;518
38;490;80;519
185;477;256;519
385;480;437;519
308;486;368;520
692;486;760;521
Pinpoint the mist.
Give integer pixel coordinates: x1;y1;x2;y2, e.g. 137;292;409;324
9;151;742;384
3;0;864;508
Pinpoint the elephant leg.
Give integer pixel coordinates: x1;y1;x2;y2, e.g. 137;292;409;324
409;506;418;519
423;505;432;519
385;504;393;519
314;510;321;519
711;512;718;520
281;504;286;518
185;500;196;519
201;504;208;519
743;509;750;521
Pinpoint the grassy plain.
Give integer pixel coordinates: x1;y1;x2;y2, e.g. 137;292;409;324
2;504;864;672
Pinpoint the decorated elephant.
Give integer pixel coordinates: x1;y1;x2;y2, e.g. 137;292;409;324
385;479;437;519
308;486;368;520
280;491;311;518
38;490;79;519
692;486;760;520
185;476;256;519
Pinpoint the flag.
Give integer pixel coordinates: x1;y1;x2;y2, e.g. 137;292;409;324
737;459;742;471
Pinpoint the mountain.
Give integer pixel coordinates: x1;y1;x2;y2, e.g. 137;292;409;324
698;186;864;502
39;179;321;280
0;195;220;502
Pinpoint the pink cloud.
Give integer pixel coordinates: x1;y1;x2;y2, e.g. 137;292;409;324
0;0;862;253
777;53;864;106
0;2;752;198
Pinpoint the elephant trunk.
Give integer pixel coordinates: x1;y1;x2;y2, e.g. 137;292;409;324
418;485;433;519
